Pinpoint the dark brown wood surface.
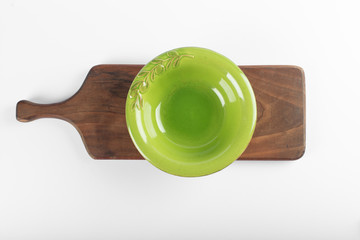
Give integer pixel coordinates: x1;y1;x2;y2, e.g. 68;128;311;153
16;65;305;160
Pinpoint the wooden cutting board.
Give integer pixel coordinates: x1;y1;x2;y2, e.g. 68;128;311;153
16;65;305;160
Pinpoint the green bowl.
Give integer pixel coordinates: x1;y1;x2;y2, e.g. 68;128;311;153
126;47;256;177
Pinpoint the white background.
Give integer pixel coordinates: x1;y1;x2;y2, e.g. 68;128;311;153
1;0;360;239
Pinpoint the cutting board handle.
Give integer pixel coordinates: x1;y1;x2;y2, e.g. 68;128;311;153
16;100;67;122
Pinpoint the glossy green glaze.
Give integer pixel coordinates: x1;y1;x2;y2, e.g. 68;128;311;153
126;47;256;177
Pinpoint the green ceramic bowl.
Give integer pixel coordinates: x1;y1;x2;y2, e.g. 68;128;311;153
126;47;256;177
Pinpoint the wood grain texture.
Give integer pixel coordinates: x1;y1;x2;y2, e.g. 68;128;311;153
16;65;305;160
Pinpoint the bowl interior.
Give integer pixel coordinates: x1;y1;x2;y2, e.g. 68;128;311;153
126;47;256;176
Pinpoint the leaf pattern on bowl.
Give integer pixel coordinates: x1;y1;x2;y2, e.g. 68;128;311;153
129;51;194;111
